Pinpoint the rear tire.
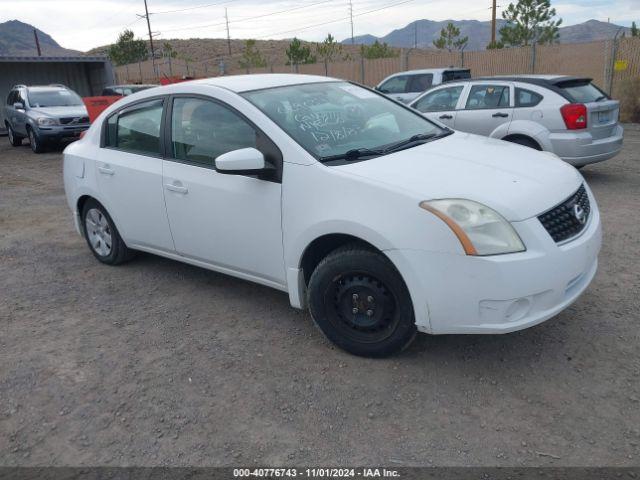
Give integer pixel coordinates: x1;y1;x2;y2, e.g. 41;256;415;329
504;135;541;151
307;244;417;358
81;199;134;265
27;127;46;154
6;123;23;147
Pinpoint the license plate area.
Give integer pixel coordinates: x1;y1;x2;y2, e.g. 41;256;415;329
597;111;611;124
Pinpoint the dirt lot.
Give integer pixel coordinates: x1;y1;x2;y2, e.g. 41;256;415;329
1;127;639;468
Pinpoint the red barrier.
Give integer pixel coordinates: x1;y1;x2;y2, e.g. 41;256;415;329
83;96;123;123
160;76;197;85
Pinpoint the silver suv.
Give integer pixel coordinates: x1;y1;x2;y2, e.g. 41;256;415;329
409;75;623;168
4;84;90;153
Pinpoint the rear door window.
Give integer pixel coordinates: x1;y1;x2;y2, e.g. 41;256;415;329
466;84;510;109
379;76;409;94
106;99;164;156
443;70;471;82
558;81;607;103
515;88;543;107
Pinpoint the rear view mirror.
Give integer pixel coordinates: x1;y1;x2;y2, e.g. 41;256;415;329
215;147;267;173
13;102;25;110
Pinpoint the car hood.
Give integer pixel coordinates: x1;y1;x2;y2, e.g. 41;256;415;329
334;132;583;221
29;106;88;118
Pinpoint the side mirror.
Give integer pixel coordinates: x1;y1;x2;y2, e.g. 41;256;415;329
215;147;268;173
13;102;25;110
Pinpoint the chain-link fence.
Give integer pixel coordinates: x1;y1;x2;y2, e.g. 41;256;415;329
115;37;640;120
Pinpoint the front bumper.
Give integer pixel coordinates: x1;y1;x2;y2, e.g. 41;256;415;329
386;194;602;334
36;124;89;140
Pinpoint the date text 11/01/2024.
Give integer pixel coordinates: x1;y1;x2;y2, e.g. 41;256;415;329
233;468;401;477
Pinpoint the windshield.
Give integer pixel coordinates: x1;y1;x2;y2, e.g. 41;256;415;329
242;81;445;161
28;89;84;108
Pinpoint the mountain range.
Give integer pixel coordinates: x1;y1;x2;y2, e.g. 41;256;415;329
0;20;79;56
0;18;632;60
343;19;631;51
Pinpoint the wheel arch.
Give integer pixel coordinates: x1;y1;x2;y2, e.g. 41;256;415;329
502;133;543;150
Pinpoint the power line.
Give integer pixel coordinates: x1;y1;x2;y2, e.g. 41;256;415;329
160;0;336;34
254;0;419;40
150;0;239;15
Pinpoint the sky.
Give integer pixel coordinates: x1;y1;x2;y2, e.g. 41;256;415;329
1;0;639;52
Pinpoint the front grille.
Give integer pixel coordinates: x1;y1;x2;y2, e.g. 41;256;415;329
59;116;90;125
538;185;591;243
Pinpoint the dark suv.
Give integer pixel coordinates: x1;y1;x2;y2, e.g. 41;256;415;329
4;84;90;153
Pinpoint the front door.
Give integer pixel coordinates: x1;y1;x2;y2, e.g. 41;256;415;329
412;85;466;129
96;98;174;252
454;83;514;136
162;96;285;286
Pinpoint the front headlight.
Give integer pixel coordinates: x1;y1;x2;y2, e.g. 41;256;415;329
420;199;525;256
37;117;58;126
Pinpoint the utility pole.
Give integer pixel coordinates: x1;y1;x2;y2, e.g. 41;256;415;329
225;8;232;55
142;0;156;76
491;0;497;44
414;22;418;48
33;29;42;56
349;0;354;44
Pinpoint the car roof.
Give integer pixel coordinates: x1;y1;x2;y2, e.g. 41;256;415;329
26;85;70;91
186;74;337;93
105;84;156;88
388;68;470;76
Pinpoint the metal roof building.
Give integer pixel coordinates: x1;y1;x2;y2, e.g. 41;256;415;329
1;56;115;133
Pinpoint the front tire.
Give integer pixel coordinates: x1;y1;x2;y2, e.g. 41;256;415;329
27;127;46;154
6;123;23;147
307;244;417;358
81;199;133;265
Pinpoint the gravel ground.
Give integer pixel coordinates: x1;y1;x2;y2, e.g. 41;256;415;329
1;126;639;467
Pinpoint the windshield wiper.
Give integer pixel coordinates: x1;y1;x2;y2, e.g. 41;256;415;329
381;130;453;154
319;147;385;162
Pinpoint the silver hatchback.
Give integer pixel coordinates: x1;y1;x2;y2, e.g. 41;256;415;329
409;75;623;167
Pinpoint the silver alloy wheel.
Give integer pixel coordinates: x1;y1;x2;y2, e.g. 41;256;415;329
85;208;112;257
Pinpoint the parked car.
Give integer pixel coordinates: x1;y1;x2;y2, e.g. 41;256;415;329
4;84;90;153
409;75;623;168
63;74;601;357
102;84;157;96
375;68;471;103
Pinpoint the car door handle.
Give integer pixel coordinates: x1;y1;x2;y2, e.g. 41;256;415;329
492;112;509;118
439;114;453;120
98;166;115;175
165;183;188;194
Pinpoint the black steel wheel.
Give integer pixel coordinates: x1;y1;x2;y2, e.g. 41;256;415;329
307;244;416;357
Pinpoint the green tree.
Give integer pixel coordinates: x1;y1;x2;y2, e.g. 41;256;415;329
632;21;638;37
107;29;148;66
239;39;267;69
486;40;505;49
499;0;562;46
286;37;316;65
315;33;344;63
360;40;397;59
433;22;469;52
162;42;178;58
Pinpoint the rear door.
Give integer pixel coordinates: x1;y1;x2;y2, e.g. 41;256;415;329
454;82;514;136
96;97;175;252
411;85;466;129
556;79;619;140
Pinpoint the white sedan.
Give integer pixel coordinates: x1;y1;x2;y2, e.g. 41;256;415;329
63;74;601;357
